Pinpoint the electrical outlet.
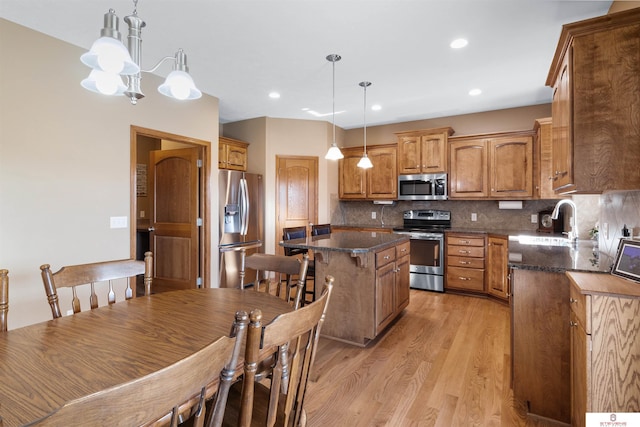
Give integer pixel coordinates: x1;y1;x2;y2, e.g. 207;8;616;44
371;211;377;219
531;214;538;224
471;213;477;222
140;210;145;218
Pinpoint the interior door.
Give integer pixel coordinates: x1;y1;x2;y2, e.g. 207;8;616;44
276;156;318;255
149;147;203;292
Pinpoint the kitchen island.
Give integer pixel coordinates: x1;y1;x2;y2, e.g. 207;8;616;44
280;231;410;346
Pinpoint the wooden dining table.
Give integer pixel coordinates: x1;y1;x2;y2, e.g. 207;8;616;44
0;288;293;427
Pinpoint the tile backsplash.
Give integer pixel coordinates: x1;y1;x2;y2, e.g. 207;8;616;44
599;190;640;257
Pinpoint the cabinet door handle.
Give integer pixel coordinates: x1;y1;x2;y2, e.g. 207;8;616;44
384;255;391;260
570;298;578;304
459;260;471;265
460;240;471;244
458;276;470;281
569;320;578;327
458;250;471;254
400;248;407;252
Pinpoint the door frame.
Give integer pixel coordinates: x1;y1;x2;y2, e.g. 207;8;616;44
130;125;212;288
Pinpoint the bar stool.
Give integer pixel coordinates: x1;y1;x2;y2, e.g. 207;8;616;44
282;226;315;305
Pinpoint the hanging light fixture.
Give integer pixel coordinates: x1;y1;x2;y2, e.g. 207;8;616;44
80;0;202;104
324;54;344;160
357;81;373;169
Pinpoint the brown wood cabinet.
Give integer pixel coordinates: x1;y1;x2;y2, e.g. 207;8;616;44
445;233;485;293
338;144;397;200
375;241;410;334
546;9;640;194
567;272;640;426
218;136;248;171
395;127;454;174
511;269;571;424
486;235;509;301
449;131;534;199
533;118;556;199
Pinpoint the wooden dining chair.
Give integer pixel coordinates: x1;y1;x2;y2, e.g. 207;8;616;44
0;269;8;332
30;310;249;427
223;275;334;427
244;253;309;309
282;227;315;306
310;224;331;236
40;251;153;319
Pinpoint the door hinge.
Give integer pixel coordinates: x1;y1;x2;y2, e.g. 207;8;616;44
197;159;203;168
196;277;203;288
196;217;203;226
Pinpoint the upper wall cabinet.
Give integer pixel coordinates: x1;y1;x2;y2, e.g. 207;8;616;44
339;144;397;200
534;118;557;200
546;8;640;194
449;131;534;200
219;136;248;171
395;127;454;174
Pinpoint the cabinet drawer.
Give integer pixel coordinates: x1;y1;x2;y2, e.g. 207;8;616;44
395;241;410;259
376;247;396;268
447;255;484;269
447;245;484;258
447;267;485;291
569;282;591;334
448;236;484;246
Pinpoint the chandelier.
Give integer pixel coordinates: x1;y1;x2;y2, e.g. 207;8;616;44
80;0;202;104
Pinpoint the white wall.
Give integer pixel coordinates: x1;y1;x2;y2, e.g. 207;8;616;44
0;19;220;329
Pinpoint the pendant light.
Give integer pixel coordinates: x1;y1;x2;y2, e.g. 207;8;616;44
324;54;344;160
357;81;374;169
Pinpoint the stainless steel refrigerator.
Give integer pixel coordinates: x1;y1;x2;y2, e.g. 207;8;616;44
219;170;264;288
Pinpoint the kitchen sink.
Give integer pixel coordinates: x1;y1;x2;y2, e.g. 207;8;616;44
509;235;572;247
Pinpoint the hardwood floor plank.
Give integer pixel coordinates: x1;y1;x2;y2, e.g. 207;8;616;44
304;290;568;426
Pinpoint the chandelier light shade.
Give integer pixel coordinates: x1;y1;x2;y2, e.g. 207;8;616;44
80;0;202;104
357;81;374;169
324;54;344;160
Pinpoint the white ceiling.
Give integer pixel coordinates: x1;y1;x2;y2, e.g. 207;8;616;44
1;0;612;129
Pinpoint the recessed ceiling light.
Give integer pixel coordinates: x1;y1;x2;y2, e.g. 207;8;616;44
371;104;381;111
469;88;482;96
450;38;468;49
269;92;280;99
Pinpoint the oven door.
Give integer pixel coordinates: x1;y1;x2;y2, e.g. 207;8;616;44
394;231;445;291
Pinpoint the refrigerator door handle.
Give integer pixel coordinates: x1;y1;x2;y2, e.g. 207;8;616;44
239;177;249;235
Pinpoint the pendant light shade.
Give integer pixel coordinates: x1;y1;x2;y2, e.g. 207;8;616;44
324;54;344;160
357;81;373;169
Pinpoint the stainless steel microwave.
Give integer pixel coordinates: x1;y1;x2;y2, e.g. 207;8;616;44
398;173;448;200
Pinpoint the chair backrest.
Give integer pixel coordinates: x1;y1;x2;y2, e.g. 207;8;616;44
245;253;309;309
311;223;332;236
282;226;308;257
31;310;249;427
40;252;153;319
238;275;334;427
0;269;8;332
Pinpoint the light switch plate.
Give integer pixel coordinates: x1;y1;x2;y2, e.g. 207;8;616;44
531;214;538;223
110;216;128;229
471;213;477;222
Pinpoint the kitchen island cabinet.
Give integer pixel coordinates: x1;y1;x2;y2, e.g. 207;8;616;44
280;232;410;346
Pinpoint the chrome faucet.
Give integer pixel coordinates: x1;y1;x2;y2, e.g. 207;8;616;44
551;199;578;242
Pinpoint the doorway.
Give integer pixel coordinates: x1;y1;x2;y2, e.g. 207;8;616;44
275;156;318;255
130;126;212;292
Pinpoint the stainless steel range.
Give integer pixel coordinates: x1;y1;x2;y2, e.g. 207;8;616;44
393;209;451;292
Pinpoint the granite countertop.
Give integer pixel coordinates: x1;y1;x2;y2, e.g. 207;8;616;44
279;231;409;254
447;228;612;273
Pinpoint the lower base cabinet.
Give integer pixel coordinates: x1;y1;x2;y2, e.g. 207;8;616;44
511;269;571;424
567;273;640;427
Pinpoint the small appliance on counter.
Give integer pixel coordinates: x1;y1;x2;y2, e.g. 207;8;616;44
537;209;563;233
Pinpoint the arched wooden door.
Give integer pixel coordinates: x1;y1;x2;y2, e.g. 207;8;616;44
275;156;318;255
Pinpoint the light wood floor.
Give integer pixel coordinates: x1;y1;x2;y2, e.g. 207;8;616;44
304;290;566;427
